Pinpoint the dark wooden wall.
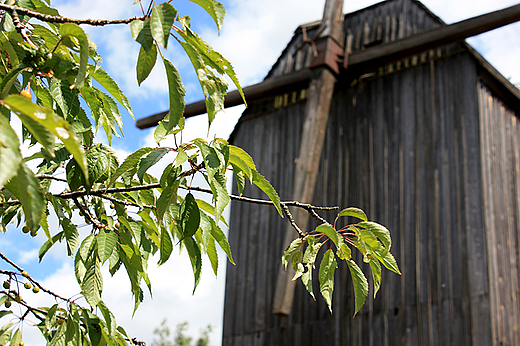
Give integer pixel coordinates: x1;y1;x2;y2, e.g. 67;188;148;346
222;1;520;345
224;50;503;345
478;81;520;345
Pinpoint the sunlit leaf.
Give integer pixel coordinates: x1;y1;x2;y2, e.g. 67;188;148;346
60;24;88;88
4;95;88;182
150;3;176;48
130;18;153;52
252;170;282;216
5;162;45;231
137;147;169;183
319;249;337;313
188;0;226;31
282;238;303;269
315;223;343;249
97;230;118;264
358;221;392;252
89;66;134;119
136;45;157;86
347;259;369;316
158;227;173;266
369;257;381;299
0;114;21;189
337;207;367;221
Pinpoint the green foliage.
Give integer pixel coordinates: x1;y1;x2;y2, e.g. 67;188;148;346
283;208;400;315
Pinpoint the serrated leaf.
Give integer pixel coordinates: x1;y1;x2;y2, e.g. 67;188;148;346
209;175;230;222
316;223;343;249
292;262;305;281
131;18;153;52
347;259;369;316
373;248;401;275
251;170;282;216
59;24;88;88
229;156;252;182
39;231;64;261
150;3;176;48
369;257;382;298
136;44;157;86
89;66;133;119
161;58;185;133
337;207;367;221
157;180;180;221
137;147;169;183
282;238;303;269
207;236;218;275
319;249;337;313
4;95;88;182
10;329;21;346
188;0;226;31
174;146;189;168
97;230;117;264
195;199;228;227
358;221;392;252
98;301;117;338
5;162;45;231
108;147;154;186
210;219;233;264
0;115;21;189
81;254;103;307
337;243;352;261
183;236;202;293
158;226;173;266
302;264;315;299
62;218;79;256
179;193;200;239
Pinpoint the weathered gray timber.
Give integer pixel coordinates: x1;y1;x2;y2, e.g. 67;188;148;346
222;0;520;345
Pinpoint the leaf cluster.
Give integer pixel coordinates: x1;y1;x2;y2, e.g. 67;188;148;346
283;207;401;315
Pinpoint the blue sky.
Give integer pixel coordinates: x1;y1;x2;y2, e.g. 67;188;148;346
2;0;520;345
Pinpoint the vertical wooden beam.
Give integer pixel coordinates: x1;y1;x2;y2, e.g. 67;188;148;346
272;0;344;316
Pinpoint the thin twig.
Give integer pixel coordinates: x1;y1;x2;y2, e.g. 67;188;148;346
0;3;147;26
73;197;105;230
0;251;76;305
308;208;328;225
281;204;303;237
35;174;67;182
99;194;156;210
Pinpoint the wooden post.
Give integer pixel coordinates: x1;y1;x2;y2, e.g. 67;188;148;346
272;0;344;316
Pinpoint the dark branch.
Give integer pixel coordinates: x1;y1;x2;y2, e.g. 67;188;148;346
35;174;67;182
0;3;147;26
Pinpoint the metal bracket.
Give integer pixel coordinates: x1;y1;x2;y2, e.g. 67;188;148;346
309;36;344;75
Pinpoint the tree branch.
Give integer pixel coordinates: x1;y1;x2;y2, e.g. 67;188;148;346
0;3;147;26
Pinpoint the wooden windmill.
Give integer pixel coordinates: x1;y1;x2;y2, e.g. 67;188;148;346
138;1;520;344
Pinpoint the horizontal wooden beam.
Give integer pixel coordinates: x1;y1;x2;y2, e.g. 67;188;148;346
347;3;520;69
135;69;312;129
136;3;520;129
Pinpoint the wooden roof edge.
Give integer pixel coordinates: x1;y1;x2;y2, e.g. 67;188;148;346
467;43;520;113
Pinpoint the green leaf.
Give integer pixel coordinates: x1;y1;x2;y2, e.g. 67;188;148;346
229;157;251;182
98;301;117;338
9;329;21;346
369;257;382;298
282;238;303;270
337;207;367;221
137;147;169;183
5;162;45;231
97;230;117;264
59;24;88;88
358;221;392;252
0;114;21;189
183;236;202;293
39;231;64;261
208;174;230;222
4;95;88;182
210;219;234;264
301;264;315;300
315;223;343;249
373;248;401;275
174;146;189;168
155;58;185;140
196;199;228;227
319;249;337;313
89;66;134;119
136;44;157;86
158;227;173;266
150;3;176;48
337;243;352;261
0;63;30;99
188;0;226;32
291;250;303;272
108;147;154;186
131;18;153;52
157;180;180;221
81;253;103;307
207;236;218;275
252;170;282;216
62;218;79;256
179;193;200;239
231;166;245;196
347;259;369;316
